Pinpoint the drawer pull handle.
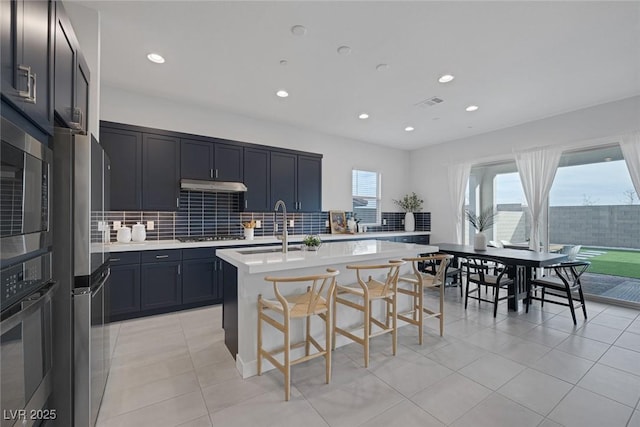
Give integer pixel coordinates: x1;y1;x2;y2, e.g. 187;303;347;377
155;255;169;259
111;258;121;262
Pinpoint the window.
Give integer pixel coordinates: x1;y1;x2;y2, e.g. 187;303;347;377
468;162;531;245
352;169;380;225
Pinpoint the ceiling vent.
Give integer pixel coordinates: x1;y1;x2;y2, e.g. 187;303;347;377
414;97;444;107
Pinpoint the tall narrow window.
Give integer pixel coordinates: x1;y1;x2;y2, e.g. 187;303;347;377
352;169;381;225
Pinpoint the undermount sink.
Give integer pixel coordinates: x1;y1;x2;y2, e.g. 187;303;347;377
237;246;302;255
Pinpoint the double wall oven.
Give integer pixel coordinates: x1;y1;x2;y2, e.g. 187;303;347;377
1;117;56;426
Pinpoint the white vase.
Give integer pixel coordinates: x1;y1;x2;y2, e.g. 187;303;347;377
474;231;487;251
404;212;415;232
244;228;254;240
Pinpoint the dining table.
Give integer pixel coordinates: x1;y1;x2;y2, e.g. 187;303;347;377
434;243;569;311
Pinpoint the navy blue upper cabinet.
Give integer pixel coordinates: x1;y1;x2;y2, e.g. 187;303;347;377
181;138;243;181
180;138;212;180
243;147;270;211
142;133;180;211
100;127;142;211
54;1;89;133
270;151;322;211
1;0;53;134
214;142;243;182
270;151;297;210
297;155;322;212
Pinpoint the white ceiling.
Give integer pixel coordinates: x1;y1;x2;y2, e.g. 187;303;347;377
78;1;640;150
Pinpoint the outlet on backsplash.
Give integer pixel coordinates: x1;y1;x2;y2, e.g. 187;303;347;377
255;220;261;228
147;221;154;230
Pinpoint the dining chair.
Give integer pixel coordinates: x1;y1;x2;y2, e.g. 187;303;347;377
332;260;405;368
526;261;590;324
398;254;453;342
257;268;339;401
465;255;514;317
423;253;464;296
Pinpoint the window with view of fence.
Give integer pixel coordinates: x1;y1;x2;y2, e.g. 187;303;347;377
352;169;380;225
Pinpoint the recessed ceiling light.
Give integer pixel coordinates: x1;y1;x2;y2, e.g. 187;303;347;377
291;25;307;36
358;113;369;120
147;53;165;64
280;59;288;66
438;74;455;83
404;126;415;132
337;46;352;56
465;105;479;112
276;90;289;98
604;157;613;162
376;63;389;71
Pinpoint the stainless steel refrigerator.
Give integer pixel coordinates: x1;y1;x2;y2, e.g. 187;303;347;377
52;128;110;427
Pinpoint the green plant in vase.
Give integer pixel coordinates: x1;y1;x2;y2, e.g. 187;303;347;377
465;208;497;250
393;192;423;232
302;235;322;251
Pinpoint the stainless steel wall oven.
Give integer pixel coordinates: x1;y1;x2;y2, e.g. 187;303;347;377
1;116;55;427
0;117;51;267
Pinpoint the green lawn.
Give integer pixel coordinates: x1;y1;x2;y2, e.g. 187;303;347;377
580;247;640;279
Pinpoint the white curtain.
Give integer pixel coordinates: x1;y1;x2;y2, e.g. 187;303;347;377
620;132;640;199
515;147;562;251
447;162;471;244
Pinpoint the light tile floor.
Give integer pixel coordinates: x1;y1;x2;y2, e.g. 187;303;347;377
97;289;640;427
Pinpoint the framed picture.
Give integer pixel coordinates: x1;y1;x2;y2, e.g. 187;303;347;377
329;211;347;234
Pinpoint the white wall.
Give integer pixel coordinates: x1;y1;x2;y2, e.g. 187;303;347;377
100;85;411;211
410;95;640;243
63;1;100;137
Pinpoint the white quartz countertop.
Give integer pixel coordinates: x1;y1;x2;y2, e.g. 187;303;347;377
216;239;439;274
106;231;430;252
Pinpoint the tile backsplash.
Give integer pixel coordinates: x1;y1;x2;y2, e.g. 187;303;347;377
106;191;430;241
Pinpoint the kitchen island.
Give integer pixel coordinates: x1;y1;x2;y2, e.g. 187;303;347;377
217;239;438;378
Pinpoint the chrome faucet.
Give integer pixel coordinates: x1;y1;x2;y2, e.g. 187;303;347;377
274;200;288;253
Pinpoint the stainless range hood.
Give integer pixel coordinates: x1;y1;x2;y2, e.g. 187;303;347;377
180;178;247;193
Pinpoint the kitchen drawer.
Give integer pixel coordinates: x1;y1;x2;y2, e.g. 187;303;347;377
141;250;181;263
414;235;430;244
182;247;216;260
109;252;141;266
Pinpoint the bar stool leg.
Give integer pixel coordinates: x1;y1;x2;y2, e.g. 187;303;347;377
364;299;370;368
284;316;291;401
257;296;263;376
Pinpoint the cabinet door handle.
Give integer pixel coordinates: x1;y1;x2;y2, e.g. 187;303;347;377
110;258;121;262
210;169;214;178
215;169;219;179
244;199;248;209
17;65;36;103
155;255;169;259
298;201;301;210
178;264;181;275
176;197;179;208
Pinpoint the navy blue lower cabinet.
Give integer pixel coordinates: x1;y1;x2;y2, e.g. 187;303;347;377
182;258;218;304
140;261;182;310
109;263;141;317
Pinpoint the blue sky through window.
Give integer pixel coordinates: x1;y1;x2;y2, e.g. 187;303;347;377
495;160;637;206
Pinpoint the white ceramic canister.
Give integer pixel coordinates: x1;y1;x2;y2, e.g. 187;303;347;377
132;222;146;242
117;225;132;243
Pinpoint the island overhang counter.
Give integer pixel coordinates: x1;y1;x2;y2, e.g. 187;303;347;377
216;239;438;378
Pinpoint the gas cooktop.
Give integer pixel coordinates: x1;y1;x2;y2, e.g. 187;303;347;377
176;235;245;242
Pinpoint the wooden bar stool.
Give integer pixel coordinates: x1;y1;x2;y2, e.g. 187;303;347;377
257;268;339;401
332;260;405;368
398;254;452;343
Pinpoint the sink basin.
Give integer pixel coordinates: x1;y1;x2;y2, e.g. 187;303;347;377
237;246;302;255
